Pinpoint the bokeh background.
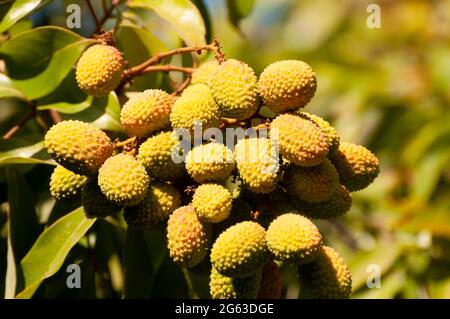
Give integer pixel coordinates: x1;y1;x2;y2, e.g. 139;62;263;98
1;0;449;298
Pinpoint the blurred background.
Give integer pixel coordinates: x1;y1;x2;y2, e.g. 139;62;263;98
1;0;449;298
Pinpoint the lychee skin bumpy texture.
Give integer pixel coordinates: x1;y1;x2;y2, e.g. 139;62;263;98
167;205;212;268
234;138;280;194
271;114;329;167
44;120;113;176
284;159;339;203
192;184;232;223
76;44;124;96
257;260;282;299
298;246;352;299
124;182;181;230
120;89;174;137
98;154;149;206
137;131;186;181
258;60;316;113
50;166;87;201
210;266;261;299
191;60;219;85
81;177;123;218
209;59;259;120
211;221;268;278
266;214;323;264
170;84;221;132
298;112;340;156
297;184;352;219
331;143;380;192
185;143;235;183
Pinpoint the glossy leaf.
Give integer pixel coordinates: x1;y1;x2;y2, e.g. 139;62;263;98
0;140;53;166
226;0;255;29
4;168;42;298
61;92;122;131
0;0;51;33
129;0;206;46
349;242;402;292
16;207;96;299
0;26;96;99
123;228;154;298
115;23;167;91
0;73;26;99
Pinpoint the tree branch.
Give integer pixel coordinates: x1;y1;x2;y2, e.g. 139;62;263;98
3;107;36;140
140;65;195;76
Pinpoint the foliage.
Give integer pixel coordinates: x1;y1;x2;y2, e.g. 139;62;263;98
0;0;449;299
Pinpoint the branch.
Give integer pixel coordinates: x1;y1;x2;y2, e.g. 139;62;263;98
3;107;36;140
127;40;224;78
99;0;120;27
48;110;61;124
115;40;224;95
171;75;192;96
86;0;101;32
140;65;195;76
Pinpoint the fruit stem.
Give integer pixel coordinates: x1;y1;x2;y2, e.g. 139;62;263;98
114;136;137;148
171;75;192;96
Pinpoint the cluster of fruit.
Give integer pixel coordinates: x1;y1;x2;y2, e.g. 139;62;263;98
44;42;380;299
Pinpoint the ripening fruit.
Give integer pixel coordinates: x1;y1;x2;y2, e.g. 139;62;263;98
185;143;235;183
210;266;261;299
211;221;268;277
170;84;221;132
98;154;149;206
191;60;219;85
120;89;174;137
137;131;186;181
331;143;380;192
284;159;339;203
44;120;114;176
167;205;212;267
192;184;232;223
81;177;122;218
297;184;352;219
124;182;181;230
257;260;282;299
298;246;352;299
49;166;87;201
209;59;259;120
258;60;316;113
234;138;280;194
298;112;340;156
76;44;124;96
270;113;329;167
266;213;323;264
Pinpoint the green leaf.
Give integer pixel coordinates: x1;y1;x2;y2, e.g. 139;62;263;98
0;0;51;33
349;241;402;292
61;92;122;131
353;269;406;299
192;0;212;43
4;168;42;298
115;23;168;91
0;73;26;99
37;97;93;114
129;0;206;46
123;228;154;298
226;0;255;29
0;26;96;99
15;207;96;299
0;139;54;166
